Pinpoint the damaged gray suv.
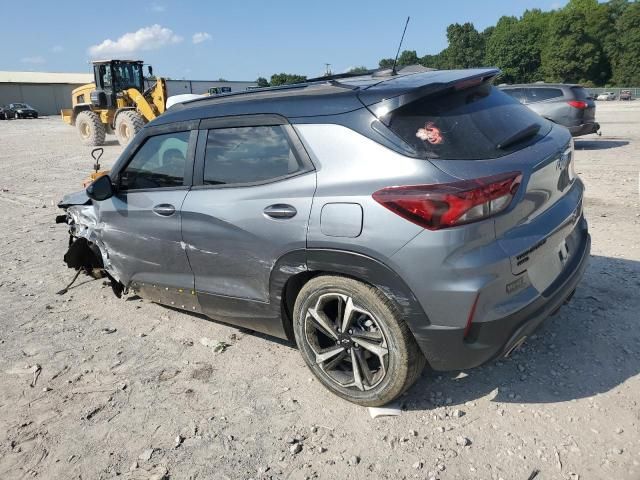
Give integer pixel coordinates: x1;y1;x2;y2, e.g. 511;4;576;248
58;68;590;406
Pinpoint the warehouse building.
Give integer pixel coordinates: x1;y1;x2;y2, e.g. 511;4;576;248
0;71;257;116
0;71;93;116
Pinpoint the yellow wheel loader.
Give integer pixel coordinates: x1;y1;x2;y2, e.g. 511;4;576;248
61;60;167;147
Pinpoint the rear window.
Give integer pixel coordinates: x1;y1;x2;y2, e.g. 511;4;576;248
385;83;551;160
526;88;563;103
571;86;588;100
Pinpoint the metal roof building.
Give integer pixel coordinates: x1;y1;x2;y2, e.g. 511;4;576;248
0;71;257;116
0;71;94;116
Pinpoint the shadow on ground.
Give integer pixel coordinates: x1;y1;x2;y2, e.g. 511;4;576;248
403;255;640;409
574;139;629;150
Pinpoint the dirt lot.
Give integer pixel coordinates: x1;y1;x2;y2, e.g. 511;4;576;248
0;102;639;480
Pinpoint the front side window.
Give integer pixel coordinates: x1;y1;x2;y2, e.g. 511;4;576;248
120;131;190;190
203;126;301;185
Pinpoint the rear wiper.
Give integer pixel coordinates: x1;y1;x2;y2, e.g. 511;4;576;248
496;123;541;150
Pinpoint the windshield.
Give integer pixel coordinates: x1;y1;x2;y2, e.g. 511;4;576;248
12;103;29;108
385;83;551;160
113;63;144;90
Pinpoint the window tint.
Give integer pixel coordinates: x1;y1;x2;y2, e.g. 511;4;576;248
526;88;563;103
386;83;551;160
571;86;589;100
120;131;190;190
502;88;526;103
203;126;301;185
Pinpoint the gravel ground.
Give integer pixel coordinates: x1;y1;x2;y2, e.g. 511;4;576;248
0;103;639;480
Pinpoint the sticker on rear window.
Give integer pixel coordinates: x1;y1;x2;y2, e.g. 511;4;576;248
416;122;444;145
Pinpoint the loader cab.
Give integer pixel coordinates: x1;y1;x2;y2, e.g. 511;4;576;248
91;60;146;109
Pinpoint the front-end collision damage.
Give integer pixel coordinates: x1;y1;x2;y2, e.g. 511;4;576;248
57;193;124;298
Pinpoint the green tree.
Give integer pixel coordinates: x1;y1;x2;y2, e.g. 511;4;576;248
397;50;419;66
348;66;369;74
269;73;307;86
486;10;549;83
541;1;610;84
609;1;640;85
419;53;446;69
441;22;486;69
378;58;395;69
256;77;269;87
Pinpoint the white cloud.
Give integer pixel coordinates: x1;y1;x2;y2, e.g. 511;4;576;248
150;3;165;12
192;32;212;44
88;24;182;58
21;56;46;64
51;45;64;53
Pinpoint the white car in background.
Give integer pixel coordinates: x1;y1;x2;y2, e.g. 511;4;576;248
596;91;616;101
165;94;205;109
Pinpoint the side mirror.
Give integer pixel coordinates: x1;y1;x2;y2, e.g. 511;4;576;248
148;65;153;77
86;174;114;201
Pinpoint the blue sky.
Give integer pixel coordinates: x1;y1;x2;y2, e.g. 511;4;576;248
4;0;567;80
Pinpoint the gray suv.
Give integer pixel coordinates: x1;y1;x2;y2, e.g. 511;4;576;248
500;83;600;137
58;69;590;406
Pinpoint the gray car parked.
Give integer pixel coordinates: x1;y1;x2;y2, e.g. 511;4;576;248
58;68;590;406
500;83;600;137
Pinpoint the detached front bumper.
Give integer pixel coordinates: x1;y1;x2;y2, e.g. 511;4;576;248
569;122;600;137
415;226;591;371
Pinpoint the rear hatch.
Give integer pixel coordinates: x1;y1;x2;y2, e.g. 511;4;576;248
571;86;596;123
362;72;581;276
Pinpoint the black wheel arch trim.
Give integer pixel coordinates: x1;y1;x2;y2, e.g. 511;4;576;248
270;248;431;343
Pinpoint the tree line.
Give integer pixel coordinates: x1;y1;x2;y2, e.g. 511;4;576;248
258;0;639;87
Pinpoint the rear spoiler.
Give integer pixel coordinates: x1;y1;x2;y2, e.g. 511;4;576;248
357;68;501;119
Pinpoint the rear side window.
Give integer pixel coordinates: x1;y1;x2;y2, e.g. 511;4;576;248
386;83;551;160
526;88;563;103
203;126;301;185
502;88;526;103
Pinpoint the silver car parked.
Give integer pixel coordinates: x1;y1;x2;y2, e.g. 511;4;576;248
58;69;590;406
500;83;600;137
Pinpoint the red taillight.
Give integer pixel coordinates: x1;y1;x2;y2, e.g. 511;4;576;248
372;172;522;230
567;100;588;109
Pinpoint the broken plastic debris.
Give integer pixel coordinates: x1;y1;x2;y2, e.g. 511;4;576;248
368;404;402;418
200;337;231;353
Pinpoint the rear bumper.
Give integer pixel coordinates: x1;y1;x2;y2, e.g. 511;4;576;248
569;122;600;137
415;227;590;371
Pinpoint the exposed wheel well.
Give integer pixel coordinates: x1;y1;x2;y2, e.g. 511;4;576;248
281;271;316;342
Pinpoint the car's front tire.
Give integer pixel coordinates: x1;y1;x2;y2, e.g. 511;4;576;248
293;275;425;406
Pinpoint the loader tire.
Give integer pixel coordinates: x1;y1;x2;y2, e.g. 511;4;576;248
76;111;106;146
115;111;145;146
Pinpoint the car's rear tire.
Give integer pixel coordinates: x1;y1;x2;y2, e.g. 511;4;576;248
115;110;144;146
293;275;425;407
76;111;105;146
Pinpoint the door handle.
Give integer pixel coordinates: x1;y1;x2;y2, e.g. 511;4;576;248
152;203;176;217
263;204;297;219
